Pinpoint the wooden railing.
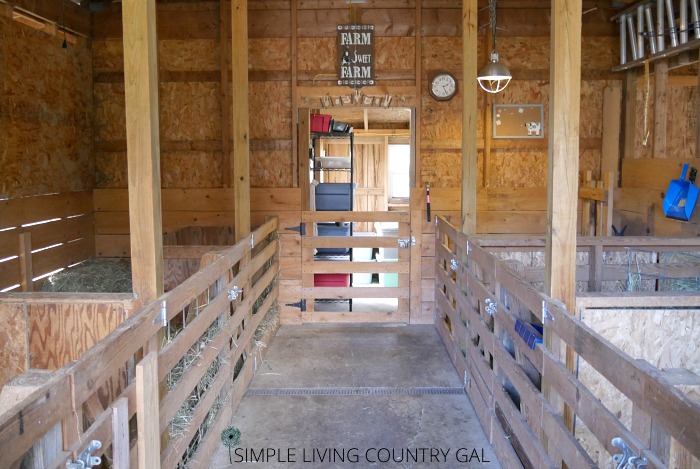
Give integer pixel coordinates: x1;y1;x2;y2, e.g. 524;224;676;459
0;217;280;468
434;216;700;468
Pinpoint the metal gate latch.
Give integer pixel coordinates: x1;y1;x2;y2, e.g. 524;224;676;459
450;258;459;271
66;440;102;469
228;286;243;301
484;299;497;316
612;437;647;469
398;236;416;248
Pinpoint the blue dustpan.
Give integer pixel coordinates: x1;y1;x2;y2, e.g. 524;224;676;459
663;163;699;221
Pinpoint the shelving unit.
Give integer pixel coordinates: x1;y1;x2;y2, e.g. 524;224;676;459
310;131;355;310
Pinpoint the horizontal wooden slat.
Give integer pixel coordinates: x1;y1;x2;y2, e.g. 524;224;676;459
303;261;409;274
302;311;410;323
95;212;236;235
31;237;94;279
302;210;410;223
0;258;21;291
0;191;93;230
304;235;400;249
621;158;692;191
576;291;700;309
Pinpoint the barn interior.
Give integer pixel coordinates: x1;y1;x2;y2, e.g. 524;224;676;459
0;0;699;468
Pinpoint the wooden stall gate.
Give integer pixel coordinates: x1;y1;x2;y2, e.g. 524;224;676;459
298;210;410;323
434;216;700;469
0;218;280;469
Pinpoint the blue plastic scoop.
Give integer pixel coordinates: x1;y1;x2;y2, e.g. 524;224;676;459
663;163;699;221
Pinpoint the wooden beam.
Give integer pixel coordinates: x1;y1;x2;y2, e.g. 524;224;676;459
547;0;582;433
461;0;478;235
601;84;621;187
112;398;129;469
653;59;669;158
622;70;638;161
291;0;298;189
220;0;231;188
232;0;251;242
18;233;32;292
122;0;164;304
136;352;160;469
298;109;311;211
414;0;421;189
696;64;700;160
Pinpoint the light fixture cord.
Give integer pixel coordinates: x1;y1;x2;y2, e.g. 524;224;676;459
490;0;498;53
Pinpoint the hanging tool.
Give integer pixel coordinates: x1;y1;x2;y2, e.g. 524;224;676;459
426;183;431;222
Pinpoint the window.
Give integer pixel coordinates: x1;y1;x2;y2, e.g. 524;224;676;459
388;144;410;203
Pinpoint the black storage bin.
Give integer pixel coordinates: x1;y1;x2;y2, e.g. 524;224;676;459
316;222;351;254
315;183;353;211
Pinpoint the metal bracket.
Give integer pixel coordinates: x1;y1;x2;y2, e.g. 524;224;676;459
285;299;307;312
66;440;102;469
250;234;255;249
398;236;416;248
450;258;459;272
153;300;167;327
228;286;243;301
466;240;472;254
484;298;497;316
284;223;306;236
542;301;554;322
612;437;647;469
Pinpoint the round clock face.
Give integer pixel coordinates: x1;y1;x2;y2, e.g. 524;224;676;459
430;73;457;101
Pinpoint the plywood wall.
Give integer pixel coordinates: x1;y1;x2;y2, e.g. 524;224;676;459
0;15;94;199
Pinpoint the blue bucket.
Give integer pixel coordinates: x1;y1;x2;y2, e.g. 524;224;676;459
663;164;699;221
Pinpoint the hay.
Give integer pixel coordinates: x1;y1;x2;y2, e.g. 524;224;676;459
40;258;132;293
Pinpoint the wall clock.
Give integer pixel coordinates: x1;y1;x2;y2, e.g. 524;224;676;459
429;72;457;101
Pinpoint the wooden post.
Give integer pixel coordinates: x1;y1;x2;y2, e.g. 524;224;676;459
622;70;638;162
232;0;251;241
482;27;494;188
18;233;33;292
461;0;478;235
122;0;164;304
291;0;298;188
298;109;311;211
580;171;593;236
601;84;622;187
220;0;231;188
112;398;130;469
546;0;582;434
414;0;422;189
136;352;160;469
697;64;700;159
653;59;669;158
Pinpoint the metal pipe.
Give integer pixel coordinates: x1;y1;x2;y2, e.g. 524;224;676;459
645;5;657;54
657;0;666;52
681;0;689;44
637;4;645;57
666;0;679;47
620;15;628;64
691;0;700;39
627;15;639;60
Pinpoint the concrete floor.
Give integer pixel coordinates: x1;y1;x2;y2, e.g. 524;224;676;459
210;325;502;468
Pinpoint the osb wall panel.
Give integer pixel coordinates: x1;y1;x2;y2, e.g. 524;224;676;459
581;36;619;71
162;151;223;188
160;82;221;140
0;17;93;199
95;152;127;189
489;149;548;188
297;37;336;71
420;150;463;188
249;81;292;140
375;37;415;71
666;85;697;159
577;308;700;466
94;83;126;141
28;301;129;370
422;37;462;72
251;150;293;188
421;92;462;147
0;304;29;389
160;39;219;71
92;39;124;72
249;38;291;71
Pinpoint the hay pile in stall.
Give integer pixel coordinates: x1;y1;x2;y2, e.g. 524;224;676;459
40;258;132;293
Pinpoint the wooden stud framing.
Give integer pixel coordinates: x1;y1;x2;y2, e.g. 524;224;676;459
291;0;299;189
122;0;164;304
601;84;622;187
298;109;311;211
136;352;160;469
18;233;33;292
622;70;638;161
547;0;582;433
220;0;231;188
653;59;669;158
414;0;422;189
462;0;478;235
232;0;251;242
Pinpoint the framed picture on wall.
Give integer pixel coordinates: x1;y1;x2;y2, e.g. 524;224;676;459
493;104;545;139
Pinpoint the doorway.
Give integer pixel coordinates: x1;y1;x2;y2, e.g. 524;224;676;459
298;107;415;323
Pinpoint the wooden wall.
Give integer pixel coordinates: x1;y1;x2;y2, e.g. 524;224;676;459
616;69;700;236
0;12;94;199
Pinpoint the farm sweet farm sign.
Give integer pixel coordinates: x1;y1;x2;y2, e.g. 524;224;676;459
337;24;375;89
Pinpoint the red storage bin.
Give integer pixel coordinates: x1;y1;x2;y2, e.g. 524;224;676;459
314;273;350;287
310;114;332;133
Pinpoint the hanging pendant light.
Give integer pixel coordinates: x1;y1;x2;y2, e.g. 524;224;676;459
477;0;511;93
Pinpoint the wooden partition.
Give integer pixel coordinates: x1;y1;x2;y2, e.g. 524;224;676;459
0;192;95;292
434;216;700;468
0;218;280;468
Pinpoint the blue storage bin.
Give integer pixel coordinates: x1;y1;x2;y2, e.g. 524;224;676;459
317;222;351;254
315;183;353;211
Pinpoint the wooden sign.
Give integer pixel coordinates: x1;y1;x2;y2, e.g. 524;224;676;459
337;24;375;89
492;104;545;139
